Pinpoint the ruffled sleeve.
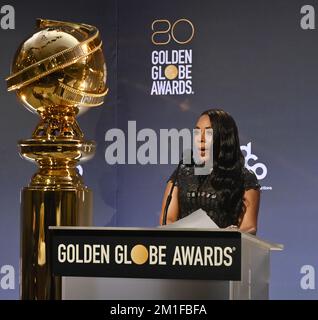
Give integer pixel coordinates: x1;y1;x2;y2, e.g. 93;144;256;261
167;167;179;186
167;163;190;186
243;168;261;190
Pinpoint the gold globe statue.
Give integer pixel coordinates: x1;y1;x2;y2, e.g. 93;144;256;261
6;19;108;300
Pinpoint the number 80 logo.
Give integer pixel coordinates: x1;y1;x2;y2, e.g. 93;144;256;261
151;19;195;45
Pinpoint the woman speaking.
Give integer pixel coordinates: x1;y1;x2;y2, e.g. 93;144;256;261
160;109;260;234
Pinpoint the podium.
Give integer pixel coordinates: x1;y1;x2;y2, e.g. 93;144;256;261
50;227;283;300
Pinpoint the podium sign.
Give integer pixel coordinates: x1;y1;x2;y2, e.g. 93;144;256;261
50;228;241;281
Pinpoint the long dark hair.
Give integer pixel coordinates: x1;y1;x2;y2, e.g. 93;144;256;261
200;108;245;226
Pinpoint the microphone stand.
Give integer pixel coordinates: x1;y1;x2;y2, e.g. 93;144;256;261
162;161;182;225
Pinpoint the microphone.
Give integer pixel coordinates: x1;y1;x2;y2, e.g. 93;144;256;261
162;161;182;225
162;150;193;225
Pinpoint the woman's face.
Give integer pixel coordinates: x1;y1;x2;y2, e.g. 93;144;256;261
194;114;213;163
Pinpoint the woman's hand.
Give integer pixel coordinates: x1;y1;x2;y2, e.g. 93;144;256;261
226;225;239;230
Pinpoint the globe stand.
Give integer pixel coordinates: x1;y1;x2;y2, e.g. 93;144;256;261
6;19;108;300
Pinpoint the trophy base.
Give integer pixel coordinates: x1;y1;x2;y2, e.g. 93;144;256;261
20;187;92;300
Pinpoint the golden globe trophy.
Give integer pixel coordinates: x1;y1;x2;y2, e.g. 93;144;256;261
6;19;108;300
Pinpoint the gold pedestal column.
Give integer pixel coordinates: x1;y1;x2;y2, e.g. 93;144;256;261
6;19;108;300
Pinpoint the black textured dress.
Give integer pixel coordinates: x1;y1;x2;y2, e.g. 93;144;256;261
168;165;260;228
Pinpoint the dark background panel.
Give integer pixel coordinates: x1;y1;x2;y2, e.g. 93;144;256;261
116;0;318;299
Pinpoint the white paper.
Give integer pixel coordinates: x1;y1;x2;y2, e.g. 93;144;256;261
160;208;219;229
